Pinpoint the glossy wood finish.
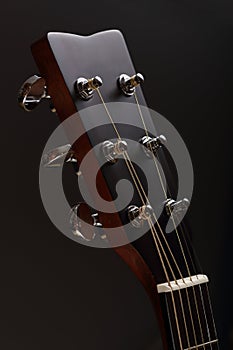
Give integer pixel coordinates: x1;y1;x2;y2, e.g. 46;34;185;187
31;30;169;349
31;30;218;350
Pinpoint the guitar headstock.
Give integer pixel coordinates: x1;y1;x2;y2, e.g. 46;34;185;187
18;28;193;271
30;31;146;111
18;30;220;350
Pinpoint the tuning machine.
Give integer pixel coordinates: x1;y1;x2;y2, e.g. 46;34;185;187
164;198;190;216
41;144;78;168
69;203;104;241
74;76;103;100
18;75;55;112
128;204;154;228
102;139;128;163
140;135;167;158
118;73;144;96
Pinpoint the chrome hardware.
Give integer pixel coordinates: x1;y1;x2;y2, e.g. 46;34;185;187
69;203;103;241
74;76;103;100
117;73;144;96
41;144;77;167
92;213;103;228
18;75;52;112
165;198;190;216
140;135;166;158
128;204;154;228
70;203;96;241
102;139;127;163
92;213;106;240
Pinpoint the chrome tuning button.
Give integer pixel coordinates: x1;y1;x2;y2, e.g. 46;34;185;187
74;76;103;100
41;144;77;168
69;203;103;241
18;75;54;112
128;204;154;228
102;139;127;163
165;198;190;216
140;135;166;158
118;73;144;96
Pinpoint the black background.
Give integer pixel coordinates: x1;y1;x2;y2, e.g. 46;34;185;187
1;0;233;349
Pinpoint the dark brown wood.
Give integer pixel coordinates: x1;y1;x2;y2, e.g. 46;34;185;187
31;33;127;246
31;32;169;349
30;31;218;350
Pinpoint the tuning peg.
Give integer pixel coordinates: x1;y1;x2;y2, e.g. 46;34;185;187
41;144;77;168
128;203;154;228
165;198;190;216
74;76;103;100
140;135;167;158
18;75;55;112
69;203;103;241
102;139;128;163
118;73;144;96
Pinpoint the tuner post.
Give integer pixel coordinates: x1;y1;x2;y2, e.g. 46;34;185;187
118;73;144;96
102;139;128;163
165;198;190;216
74;76;103;100
128;204;154;228
140;135;167;158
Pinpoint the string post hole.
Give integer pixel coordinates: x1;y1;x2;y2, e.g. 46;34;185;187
74;75;103;100
165;198;190;216
140;135;166;158
102;139;128;163
128;204;154;228
117;73;144;96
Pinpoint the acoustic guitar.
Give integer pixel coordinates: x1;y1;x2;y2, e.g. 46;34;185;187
18;30;219;350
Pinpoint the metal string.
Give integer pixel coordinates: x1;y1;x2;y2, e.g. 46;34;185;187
148;218;184;349
171;212;218;350
165;292;177;349
96;89;185;284
205;285;219;346
122;150;191;348
96;88;190;349
199;285;213;348
133;91;193;278
133;91;213;349
96;88;218;349
169;210;219;349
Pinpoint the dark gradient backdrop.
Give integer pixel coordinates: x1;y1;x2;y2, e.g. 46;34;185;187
1;0;233;349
